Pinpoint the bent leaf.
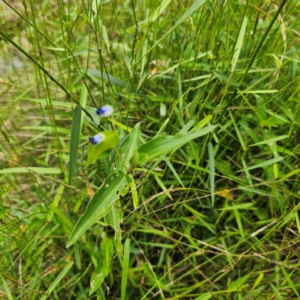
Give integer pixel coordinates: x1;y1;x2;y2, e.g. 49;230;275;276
86;131;120;168
137;125;216;164
66;171;129;247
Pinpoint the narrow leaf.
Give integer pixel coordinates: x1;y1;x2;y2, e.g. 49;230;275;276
212;70;239;87
40;261;74;300
135;0;206;64
116;123;141;172
89;235;114;295
195;293;213;300
164;157;184;187
69;105;82;185
208;142;215;206
193;115;213;130
231;16;247;72
1;276;13;300
121;238;131;300
239;157;283;172
0;167;61;174
137;125;216;163
228;274;250;291
110;203;124;255
250;135;288;146
251;273;264;291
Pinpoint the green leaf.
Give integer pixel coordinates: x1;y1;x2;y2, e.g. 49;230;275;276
86;131;120;168
88;69;127;87
212;69;239;87
66;171;129;247
89;235;114;296
194;293;213;300
129;175;139;209
239;157;284;172
47;185;65;222
84;106;100;125
136;0;171;28
230;111;246;151
208;142;215;206
137;125;216;164
40;261;74;300
0;167;61;174
251;273;264;291
121;238;131;300
270;283;283;300
115;123;141;172
193;115;213;130
164;156;184;187
135;0;207;64
231;16;247;72
228;274;250;291
281;267;299;297
1;275;13;300
250;135;288;146
111;203;124;255
69;105;82;185
105;201;124;255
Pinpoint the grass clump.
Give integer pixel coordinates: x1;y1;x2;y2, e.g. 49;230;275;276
1;0;300;299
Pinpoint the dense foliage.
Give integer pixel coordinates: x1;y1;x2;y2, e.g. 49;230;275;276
0;1;300;299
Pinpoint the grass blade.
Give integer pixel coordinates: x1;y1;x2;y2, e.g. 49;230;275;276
116;123;141;171
89;235;114;296
250;135;289;146
121;238;130;300
239;157;284;172
138;125;216;163
242;0;288;79
228;274;250;291
208;142;215;206
135;0;206;64
231;16;247;72
1;275;13;300
40;261;74;300
195;293;212;300
0;167;61;174
69;105;82;185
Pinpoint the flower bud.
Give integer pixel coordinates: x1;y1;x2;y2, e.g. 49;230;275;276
88;133;105;145
96;105;114;117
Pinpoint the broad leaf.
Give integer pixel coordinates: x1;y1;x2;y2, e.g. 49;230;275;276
86;131;120;168
66;171;129;247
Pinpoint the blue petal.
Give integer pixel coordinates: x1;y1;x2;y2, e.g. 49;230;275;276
96;105;114;117
88;133;104;145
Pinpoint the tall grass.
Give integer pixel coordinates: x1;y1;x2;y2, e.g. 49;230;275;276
0;0;300;299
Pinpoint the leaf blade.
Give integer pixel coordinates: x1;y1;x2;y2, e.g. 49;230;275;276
69;105;82;185
137;125;216;163
67;171;129;247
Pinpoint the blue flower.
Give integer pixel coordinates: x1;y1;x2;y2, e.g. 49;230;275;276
96;105;114;117
89;133;105;145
